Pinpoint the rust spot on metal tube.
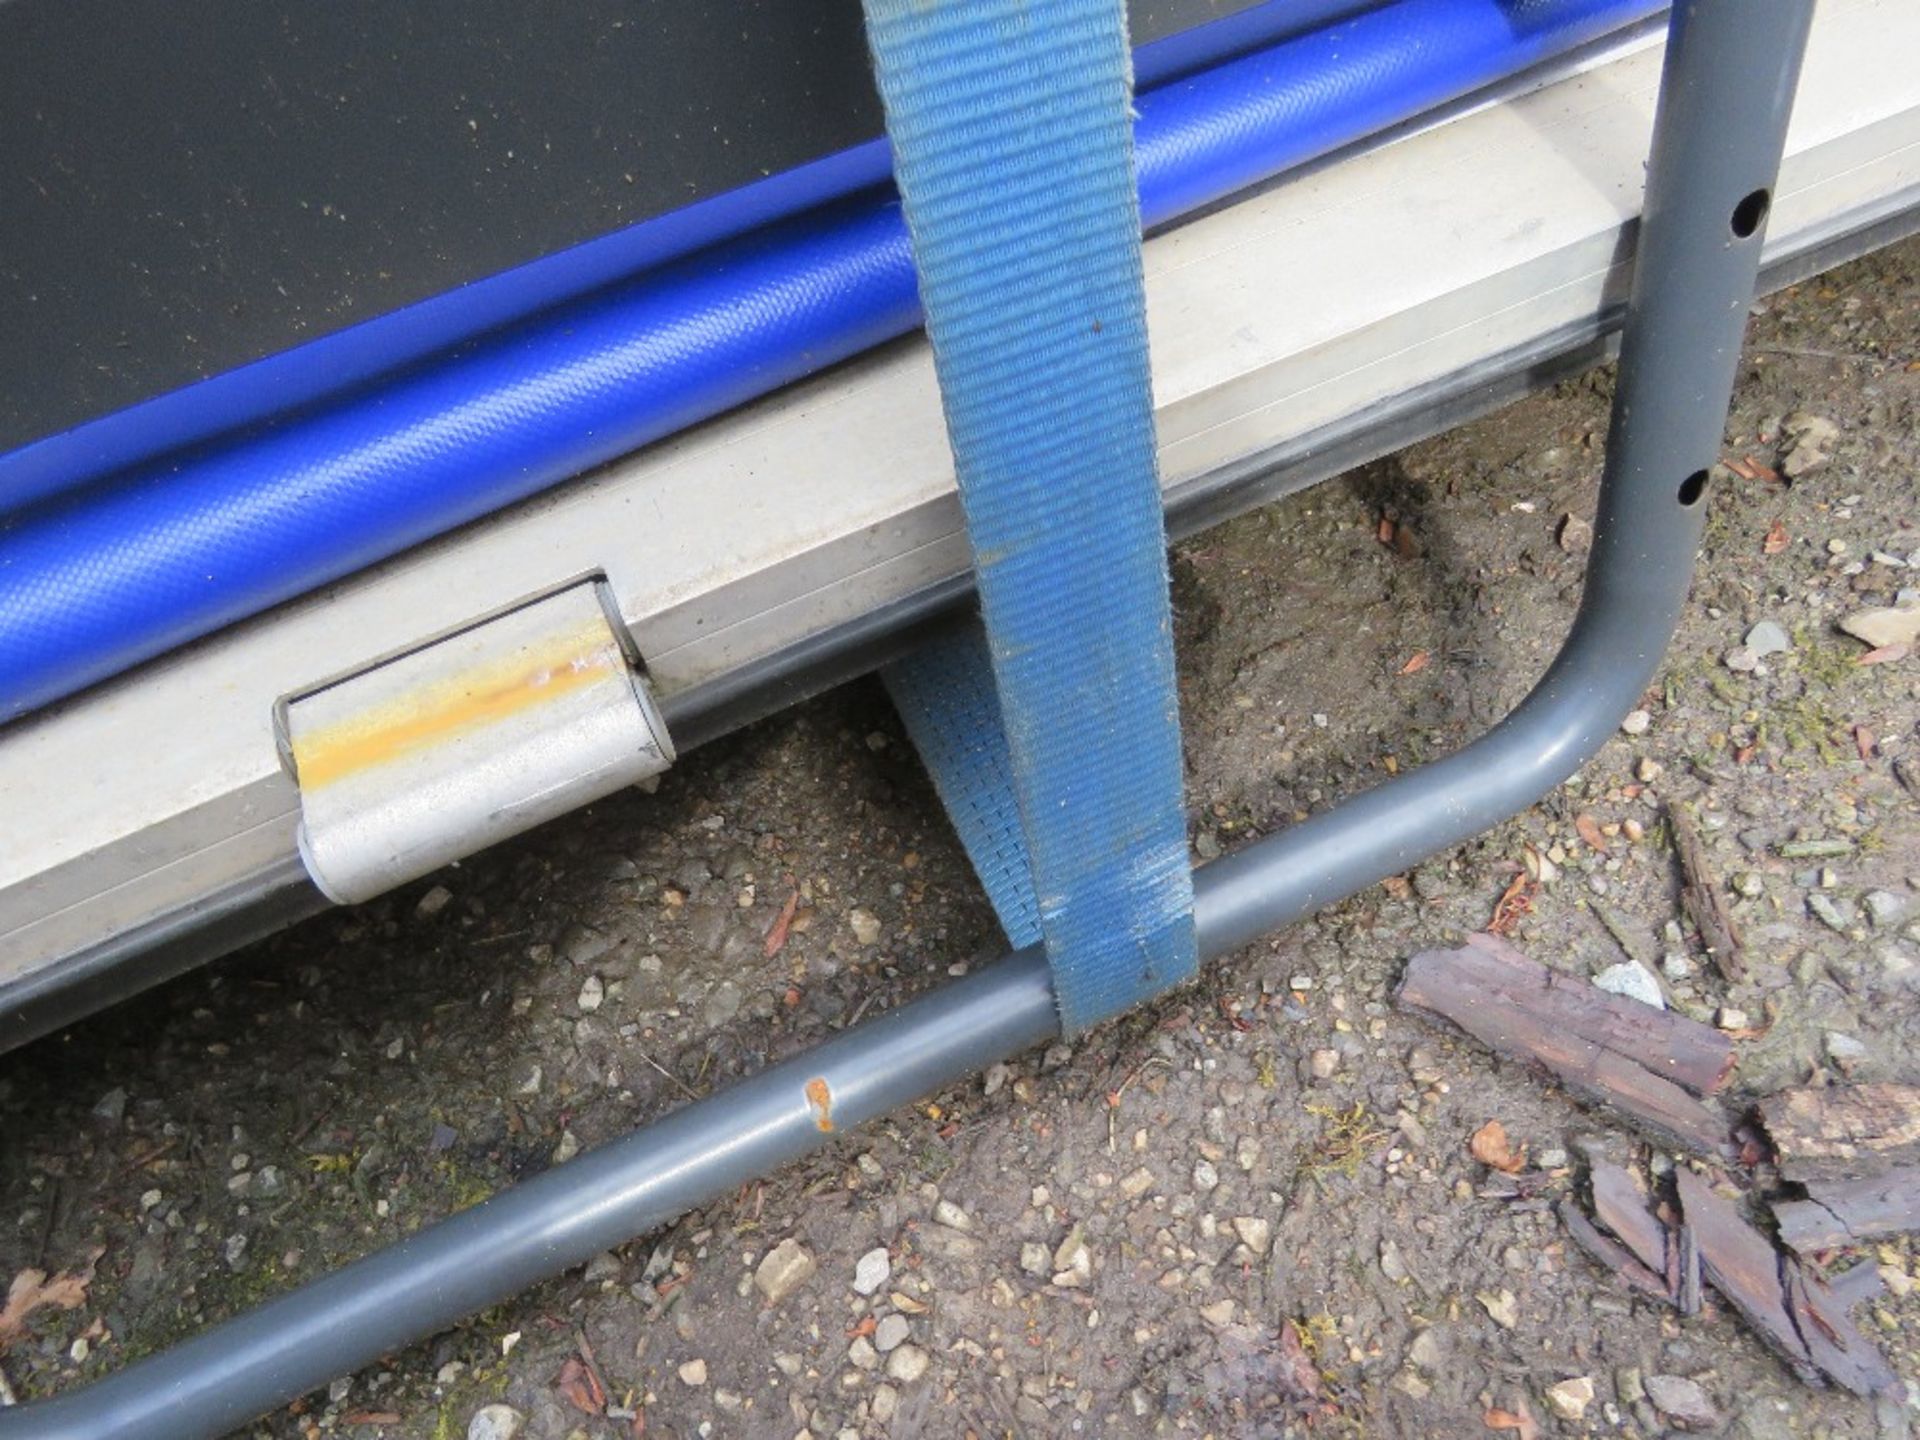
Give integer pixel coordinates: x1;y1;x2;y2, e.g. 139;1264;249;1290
805;1077;834;1132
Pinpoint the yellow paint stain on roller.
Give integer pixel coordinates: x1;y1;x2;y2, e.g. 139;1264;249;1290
293;623;623;790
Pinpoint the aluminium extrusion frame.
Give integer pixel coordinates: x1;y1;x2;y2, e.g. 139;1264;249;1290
0;1;1814;1435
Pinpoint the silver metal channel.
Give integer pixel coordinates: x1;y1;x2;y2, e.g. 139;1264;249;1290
0;2;1813;1435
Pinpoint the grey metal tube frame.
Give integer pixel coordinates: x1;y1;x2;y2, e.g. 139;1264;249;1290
0;2;1814;1435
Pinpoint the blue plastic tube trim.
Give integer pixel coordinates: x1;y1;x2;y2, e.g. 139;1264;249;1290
0;0;1661;722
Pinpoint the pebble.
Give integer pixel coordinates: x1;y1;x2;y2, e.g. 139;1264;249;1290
1864;889;1908;928
1635;756;1663;784
1645;1374;1717;1429
576;975;604;1013
678;1358;708;1387
1190;1160;1219;1193
1198;1298;1236;1327
853;1247;890;1297
1052;1227;1093;1288
1723;645;1760;673
1477;1288;1519;1330
1840;606;1920;649
933;1199;972;1232
1717;1007;1750;1031
1807;892;1857;934
1824;1031;1867;1064
1545;1377;1595;1422
1231;1216;1271;1256
1781;412;1839;478
1019;1242;1051;1277
1308;1048;1341;1079
1620;709;1652;736
755;1238;818;1305
467;1404;526;1440
874;1314;911;1353
551;1130;581;1165
1734;872;1766;899
91;1087;128;1125
848;909;883;946
871;1384;900;1423
848;1336;879;1371
884;1344;930;1384
415;885;454;919
1744;619;1790;657
1120;1167;1156;1198
1408;1328;1444;1371
1593;961;1665;1010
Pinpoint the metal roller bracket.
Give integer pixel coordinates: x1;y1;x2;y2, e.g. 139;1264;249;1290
285;579;673;905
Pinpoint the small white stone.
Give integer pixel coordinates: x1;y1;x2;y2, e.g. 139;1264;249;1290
1593;960;1665;1010
933;1199;972;1232
1825;1031;1867;1064
1745;620;1790;657
467;1404;526;1440
678;1358;708;1387
577;975;604;1013
1231;1216;1271;1255
1477;1288;1519;1330
885;1344;931;1384
754;1237;818;1305
1545;1377;1595;1421
1619;709;1651;736
852;1247;891;1297
874;1314;911;1353
848;909;883;946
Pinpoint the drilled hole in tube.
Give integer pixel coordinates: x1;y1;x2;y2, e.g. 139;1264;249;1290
1677;469;1709;506
1731;188;1770;238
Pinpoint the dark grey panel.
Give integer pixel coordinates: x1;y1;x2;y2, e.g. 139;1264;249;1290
0;0;1268;452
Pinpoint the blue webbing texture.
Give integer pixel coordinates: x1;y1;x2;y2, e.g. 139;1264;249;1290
863;0;1197;1034
0;0;1664;722
882;629;1042;951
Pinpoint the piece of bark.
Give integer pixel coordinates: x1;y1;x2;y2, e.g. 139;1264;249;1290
1558;1199;1672;1303
1677;1223;1703;1318
1668;805;1745;980
1758;1085;1920;1182
1590;1164;1670;1277
1783;1264;1900;1398
1396;936;1735;1157
1773;1167;1920;1251
1674;1168;1824;1387
1401;933;1734;1094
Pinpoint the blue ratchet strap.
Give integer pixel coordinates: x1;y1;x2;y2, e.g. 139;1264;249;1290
864;0;1197;1034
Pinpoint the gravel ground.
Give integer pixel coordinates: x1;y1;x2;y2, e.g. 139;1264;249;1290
4;236;1920;1440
